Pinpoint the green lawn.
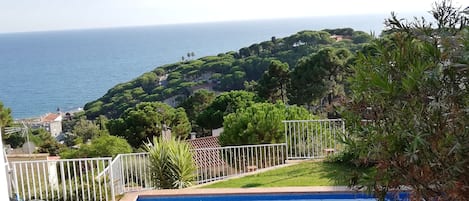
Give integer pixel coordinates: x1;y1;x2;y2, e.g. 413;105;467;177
202;161;364;188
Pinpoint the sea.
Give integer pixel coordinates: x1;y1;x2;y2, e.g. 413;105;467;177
0;14;406;119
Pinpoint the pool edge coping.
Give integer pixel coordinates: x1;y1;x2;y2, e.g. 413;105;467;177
119;186;354;201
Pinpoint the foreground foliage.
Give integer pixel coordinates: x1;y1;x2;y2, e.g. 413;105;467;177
144;136;196;189
344;1;469;200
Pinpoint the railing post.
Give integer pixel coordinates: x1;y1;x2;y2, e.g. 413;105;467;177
283;121;289;160
119;155;124;194
109;158;116;201
341;119;346;136
60;161;66;200
0;129;11;201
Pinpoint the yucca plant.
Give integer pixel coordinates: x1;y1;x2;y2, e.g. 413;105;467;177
144;136;197;189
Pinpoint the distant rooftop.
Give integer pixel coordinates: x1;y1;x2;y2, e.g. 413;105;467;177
42;113;61;122
188;136;220;149
188;136;224;168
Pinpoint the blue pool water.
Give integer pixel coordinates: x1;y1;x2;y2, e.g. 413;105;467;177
137;192;410;201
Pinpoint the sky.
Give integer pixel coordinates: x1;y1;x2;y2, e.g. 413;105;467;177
0;0;457;33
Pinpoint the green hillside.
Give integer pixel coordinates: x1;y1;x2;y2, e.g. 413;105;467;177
84;28;371;119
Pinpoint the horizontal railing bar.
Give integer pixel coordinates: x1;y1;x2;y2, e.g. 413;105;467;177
282;119;343;123
194;143;286;151
10;157;112;164
287;156;325;159
116;152;148;156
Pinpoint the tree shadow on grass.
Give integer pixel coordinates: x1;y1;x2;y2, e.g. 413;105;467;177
317;162;367;186
240;165;320;187
242;183;262;188
237;162;367;188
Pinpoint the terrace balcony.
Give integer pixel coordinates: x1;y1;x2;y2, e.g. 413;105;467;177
3;119;344;201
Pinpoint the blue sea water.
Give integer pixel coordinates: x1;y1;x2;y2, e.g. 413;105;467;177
0;15;390;119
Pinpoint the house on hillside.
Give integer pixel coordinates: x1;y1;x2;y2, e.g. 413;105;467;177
38;113;63;137
330;35;344;41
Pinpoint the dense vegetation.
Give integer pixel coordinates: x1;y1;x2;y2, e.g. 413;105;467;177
80;28;372;146
342;1;469;200
221;102;314;146
0;101;14;145
108;101;191;147
0;28;361;159
60;133;132;158
84;28;371;120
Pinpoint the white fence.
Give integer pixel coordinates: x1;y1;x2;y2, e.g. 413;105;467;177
8;158;115;201
106;153;152;195
193;143;286;184
6;162;13;198
105;143;286;194
6;119;341;200
283;119;345;159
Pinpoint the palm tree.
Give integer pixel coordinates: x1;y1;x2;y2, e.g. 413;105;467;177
0;101;12;128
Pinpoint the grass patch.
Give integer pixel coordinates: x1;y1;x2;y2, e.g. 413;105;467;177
201;161;365;188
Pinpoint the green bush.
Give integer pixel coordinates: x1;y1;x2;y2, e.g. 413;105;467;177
60;134;132;158
144;136;196;189
221;102;314;146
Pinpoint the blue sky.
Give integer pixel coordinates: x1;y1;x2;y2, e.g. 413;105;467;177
0;0;450;33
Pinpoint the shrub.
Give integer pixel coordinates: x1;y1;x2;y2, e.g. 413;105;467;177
220;102;314;146
144;136;196;189
60;134;132;158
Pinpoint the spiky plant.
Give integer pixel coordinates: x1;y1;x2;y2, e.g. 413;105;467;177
144;136;196;189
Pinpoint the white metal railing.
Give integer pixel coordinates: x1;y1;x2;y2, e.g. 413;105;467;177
6;162;14;199
193;143;286;184
283;119;345;159
107;143;287;193
107;153;152;194
6;119;340;199
8;157;115;201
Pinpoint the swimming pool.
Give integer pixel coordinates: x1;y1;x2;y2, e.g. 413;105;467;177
137;192;409;201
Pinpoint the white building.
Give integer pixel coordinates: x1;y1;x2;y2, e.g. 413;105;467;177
40;113;63;137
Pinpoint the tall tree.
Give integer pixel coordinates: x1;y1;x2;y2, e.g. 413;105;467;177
1;101;14;146
344;1;469;199
72;118;103;143
196;91;259;130
289;47;350;107
108;102;191;147
178;89;216;123
220;102;314;146
256;60;290;103
34;128;63;156
0;101;12;128
178;89;216;135
60;134;132;158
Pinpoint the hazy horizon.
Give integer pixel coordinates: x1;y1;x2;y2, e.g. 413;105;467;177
0;0;442;33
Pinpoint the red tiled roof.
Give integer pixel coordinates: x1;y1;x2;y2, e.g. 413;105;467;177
188;136;220;149
42;113;60;122
188;136;225;168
